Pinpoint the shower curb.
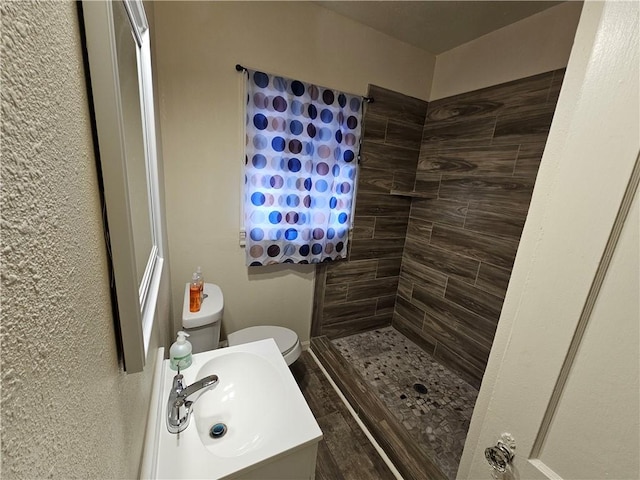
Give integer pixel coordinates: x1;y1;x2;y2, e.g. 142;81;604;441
310;336;448;480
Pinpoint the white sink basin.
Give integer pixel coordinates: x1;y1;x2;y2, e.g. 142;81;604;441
141;339;322;479
192;351;288;458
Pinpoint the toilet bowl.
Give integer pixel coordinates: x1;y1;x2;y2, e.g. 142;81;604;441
182;283;302;365
228;325;301;366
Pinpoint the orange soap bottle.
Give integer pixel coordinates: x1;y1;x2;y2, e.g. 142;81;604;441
195;266;204;301
189;273;201;312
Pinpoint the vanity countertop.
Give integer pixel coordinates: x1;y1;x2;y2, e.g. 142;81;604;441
140;340;322;479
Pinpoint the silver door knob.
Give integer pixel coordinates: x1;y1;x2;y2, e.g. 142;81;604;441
484;433;516;473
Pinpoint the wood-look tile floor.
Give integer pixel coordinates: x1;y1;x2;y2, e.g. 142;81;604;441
290;351;397;480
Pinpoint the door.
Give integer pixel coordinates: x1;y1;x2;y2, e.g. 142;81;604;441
458;2;639;479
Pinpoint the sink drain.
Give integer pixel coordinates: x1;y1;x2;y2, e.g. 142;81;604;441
209;423;227;439
413;383;428;395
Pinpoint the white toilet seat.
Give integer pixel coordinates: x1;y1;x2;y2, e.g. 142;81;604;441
227;326;301;365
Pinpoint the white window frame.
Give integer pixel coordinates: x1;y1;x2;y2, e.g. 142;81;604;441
83;0;164;372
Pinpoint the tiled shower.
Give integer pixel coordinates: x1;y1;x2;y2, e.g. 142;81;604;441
311;69;565;478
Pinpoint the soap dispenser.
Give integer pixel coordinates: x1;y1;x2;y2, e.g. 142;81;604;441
170;331;193;370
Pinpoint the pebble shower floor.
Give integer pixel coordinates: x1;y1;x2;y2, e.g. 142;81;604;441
332;327;479;479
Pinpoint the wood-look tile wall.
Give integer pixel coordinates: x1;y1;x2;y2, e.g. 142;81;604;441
312;85;428;339
393;69;565;388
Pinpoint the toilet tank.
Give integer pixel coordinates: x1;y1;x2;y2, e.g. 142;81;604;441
182;283;223;353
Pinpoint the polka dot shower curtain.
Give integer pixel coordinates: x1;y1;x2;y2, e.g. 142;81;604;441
244;70;363;266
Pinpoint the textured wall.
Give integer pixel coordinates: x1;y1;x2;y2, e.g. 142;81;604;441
312;86;427;339
393;69;565;388
1;2;163;477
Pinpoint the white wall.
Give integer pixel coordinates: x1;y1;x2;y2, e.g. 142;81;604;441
430;1;583;100
1;1;170;477
152;1;435;342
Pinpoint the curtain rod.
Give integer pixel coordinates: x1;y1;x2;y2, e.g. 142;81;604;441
235;64;374;103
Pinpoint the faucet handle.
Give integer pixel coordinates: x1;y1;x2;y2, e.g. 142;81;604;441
172;372;185;391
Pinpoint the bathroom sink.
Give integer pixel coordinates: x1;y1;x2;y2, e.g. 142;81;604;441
192;351;288;457
141;339;322;479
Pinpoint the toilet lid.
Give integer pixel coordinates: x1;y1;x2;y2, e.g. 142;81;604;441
228;326;299;355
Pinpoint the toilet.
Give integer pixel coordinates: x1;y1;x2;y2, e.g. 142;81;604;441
181;283;302;366
227;325;301;366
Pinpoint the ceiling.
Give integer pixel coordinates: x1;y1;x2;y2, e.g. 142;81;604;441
315;1;564;55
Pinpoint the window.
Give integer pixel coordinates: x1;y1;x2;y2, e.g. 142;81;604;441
244;70;363;266
83;0;164;372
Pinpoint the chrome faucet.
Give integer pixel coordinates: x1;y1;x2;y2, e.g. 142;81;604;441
166;370;219;434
